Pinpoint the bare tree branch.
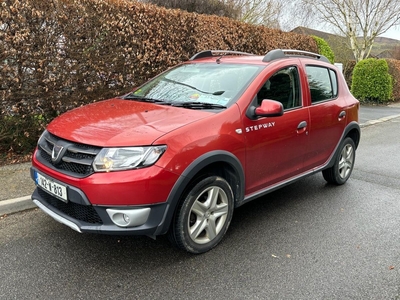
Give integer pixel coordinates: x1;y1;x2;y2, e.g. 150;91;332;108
232;0;283;28
301;0;400;62
141;0;284;29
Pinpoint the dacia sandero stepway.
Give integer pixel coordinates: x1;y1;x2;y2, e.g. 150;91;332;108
31;49;360;253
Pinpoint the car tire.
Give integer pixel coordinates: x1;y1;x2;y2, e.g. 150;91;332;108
169;176;234;254
322;137;356;185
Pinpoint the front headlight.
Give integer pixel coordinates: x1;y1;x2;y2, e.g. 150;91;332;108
93;145;167;172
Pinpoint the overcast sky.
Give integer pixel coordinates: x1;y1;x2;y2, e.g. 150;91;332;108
379;26;400;40
281;1;399;42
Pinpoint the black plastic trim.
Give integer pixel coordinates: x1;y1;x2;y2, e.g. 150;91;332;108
190;50;254;60
153;150;245;235
324;121;361;169
263;49;330;63
32;187;169;236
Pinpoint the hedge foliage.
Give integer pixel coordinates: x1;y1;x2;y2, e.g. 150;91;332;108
1;0;317;156
343;60;356;89
312;36;335;64
386;59;400;102
351;58;393;103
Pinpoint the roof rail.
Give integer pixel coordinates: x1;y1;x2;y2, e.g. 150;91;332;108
263;49;330;63
190;50;255;61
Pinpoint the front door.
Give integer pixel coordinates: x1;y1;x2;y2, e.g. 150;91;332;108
243;66;310;195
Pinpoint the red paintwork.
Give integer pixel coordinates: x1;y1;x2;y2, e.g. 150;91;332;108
47;99;213;147
255;100;283;116
32;152;179;205
33;54;359;209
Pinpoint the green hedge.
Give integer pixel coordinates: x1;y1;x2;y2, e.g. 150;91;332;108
351;58;393;103
312;36;335;64
0;114;48;161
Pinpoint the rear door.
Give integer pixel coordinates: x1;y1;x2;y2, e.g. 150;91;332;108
302;65;347;170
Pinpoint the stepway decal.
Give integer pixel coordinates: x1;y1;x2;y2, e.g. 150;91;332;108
245;122;275;132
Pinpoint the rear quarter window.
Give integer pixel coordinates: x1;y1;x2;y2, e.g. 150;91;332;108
306;66;338;103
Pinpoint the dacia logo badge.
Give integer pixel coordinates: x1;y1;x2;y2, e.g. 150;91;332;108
51;144;64;164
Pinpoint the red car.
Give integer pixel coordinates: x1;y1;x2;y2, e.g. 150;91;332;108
31;49;360;253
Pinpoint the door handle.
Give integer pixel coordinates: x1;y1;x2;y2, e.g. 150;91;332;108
338;111;346;120
297;121;307;129
297;121;308;134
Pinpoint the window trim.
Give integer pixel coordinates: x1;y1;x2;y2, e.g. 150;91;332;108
256;65;302;111
306;65;339;105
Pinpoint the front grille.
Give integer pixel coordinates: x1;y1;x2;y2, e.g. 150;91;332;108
36;131;101;178
38;188;103;224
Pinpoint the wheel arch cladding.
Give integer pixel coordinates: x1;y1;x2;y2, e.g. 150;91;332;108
158;151;245;235
325;121;360;170
346;123;361;149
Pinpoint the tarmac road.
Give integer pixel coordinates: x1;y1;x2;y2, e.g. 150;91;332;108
0;111;399;299
359;103;400;126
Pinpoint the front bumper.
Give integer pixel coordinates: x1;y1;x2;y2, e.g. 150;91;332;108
31;186;170;236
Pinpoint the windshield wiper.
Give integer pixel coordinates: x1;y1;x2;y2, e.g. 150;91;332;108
171;101;226;110
123;95;171;104
163;78;225;96
124;95;226;109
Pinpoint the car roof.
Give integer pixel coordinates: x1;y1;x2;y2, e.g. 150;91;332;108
189;49;331;65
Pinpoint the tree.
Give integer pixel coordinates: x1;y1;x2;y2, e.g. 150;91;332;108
231;0;283;28
141;0;239;18
301;0;400;62
142;0;284;28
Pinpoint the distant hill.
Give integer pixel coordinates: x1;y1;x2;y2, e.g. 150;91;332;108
374;36;400;44
370;36;399;58
291;26;399;61
291;27;341;42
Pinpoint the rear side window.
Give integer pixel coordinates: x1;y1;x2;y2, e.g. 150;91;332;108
306;66;338;103
330;69;338;96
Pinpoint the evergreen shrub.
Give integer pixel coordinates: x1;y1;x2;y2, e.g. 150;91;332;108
312;36;335;63
351;58;393;103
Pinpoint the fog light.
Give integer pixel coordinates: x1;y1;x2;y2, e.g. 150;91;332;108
123;214;130;224
106;208;151;227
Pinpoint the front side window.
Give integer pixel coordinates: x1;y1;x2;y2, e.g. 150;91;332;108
129;63;263;107
306;66;338;103
257;66;301;110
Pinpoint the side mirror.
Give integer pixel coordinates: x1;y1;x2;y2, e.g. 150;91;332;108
253;99;283;118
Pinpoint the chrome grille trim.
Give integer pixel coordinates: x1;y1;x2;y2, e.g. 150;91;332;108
68;145;99;156
62;156;93;165
36;130;101;178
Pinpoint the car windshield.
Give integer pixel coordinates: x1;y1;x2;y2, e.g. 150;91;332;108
127;63;262;107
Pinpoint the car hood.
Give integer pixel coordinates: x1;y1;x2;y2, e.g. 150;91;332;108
47;98;214;147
